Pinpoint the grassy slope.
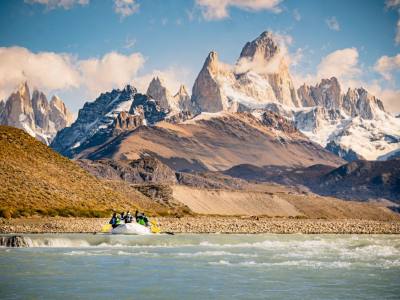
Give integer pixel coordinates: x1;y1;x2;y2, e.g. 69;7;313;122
0;126;163;217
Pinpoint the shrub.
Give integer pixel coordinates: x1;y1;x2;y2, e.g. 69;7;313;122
0;208;12;219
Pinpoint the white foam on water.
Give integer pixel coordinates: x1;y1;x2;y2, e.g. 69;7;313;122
208;259;352;269
175;251;258;258
29;238;91;248
116;251;159;257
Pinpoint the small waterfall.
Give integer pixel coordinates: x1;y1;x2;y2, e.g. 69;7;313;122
0;236;32;247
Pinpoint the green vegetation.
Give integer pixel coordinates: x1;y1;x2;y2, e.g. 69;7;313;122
0;126;169;218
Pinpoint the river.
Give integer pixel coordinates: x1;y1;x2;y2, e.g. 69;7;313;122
0;234;399;299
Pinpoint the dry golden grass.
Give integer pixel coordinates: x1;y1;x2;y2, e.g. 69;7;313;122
0;126;167;218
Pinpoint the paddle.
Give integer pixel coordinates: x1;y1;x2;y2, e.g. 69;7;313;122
162;231;175;235
101;224;112;233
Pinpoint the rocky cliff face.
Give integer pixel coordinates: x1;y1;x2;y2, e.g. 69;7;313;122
147;77;175;111
77;156;178;184
129;93;167;125
191;51;227;112
0;82;72;144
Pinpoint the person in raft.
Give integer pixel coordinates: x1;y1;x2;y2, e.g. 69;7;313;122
109;212;121;228
135;210;149;227
124;211;133;223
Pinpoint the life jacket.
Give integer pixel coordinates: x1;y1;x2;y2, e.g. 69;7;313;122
138;219;145;226
116;217;121;225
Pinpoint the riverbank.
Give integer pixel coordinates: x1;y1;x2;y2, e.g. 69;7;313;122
1;217;400;234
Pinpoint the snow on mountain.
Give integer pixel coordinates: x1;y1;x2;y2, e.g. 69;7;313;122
295;80;400;161
51;85;139;157
0;82;73;144
190;31;399;161
48;30;399;162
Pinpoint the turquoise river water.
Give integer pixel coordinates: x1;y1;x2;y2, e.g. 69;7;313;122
0;234;399;299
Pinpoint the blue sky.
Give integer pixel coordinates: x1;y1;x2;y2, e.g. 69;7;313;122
0;0;399;113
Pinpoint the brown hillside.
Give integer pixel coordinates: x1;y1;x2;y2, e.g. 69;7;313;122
81;113;344;171
0;125;170;217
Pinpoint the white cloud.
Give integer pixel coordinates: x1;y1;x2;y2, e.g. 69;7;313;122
365;82;400;114
0;47;80;100
316;48;360;82
374;54;400;81
196;0;283;20
134;66;194;95
0;47;145;101
291;47;400;113
293;9;301;21
79;52;145;96
26;0;140;18
386;0;400;45
25;0;89;10
325;16;340;31
114;0;139;18
235;32;293;74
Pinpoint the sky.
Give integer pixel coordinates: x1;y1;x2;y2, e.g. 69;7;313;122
0;0;399;114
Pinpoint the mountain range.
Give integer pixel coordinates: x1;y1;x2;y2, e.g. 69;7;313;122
0;82;73;144
48;31;399;164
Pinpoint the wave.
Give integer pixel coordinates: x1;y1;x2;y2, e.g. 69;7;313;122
175;251;258;258
63;250;160;257
207;259;400;269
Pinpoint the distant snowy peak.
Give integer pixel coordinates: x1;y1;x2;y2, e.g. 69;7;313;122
0;82;72;144
342;87;385;119
297;77;385;119
292;76;400;161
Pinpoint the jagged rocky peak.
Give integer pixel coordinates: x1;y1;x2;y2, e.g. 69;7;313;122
2;82;35;127
146;77;174;110
191;50;226;113
239;31;279;61
31;89;50;131
175;84;189;98
297;78;386;119
0;82;72;144
173;84;192;111
298;77;342;109
203;51;220;74
342;87;385;119
77;84;136;122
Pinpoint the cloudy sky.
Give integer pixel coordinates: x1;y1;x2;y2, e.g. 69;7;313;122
0;0;399;113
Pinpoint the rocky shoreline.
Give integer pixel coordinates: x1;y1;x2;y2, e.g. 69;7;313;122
1;217;400;234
